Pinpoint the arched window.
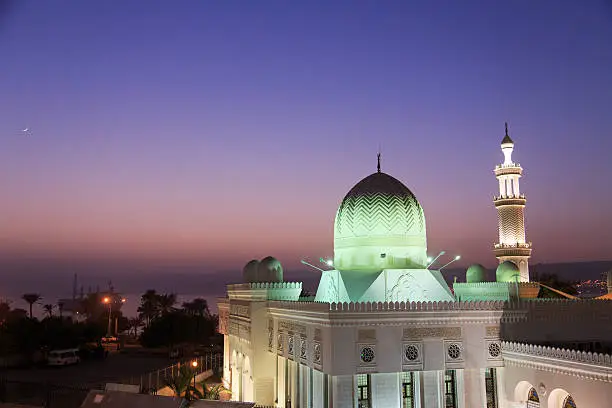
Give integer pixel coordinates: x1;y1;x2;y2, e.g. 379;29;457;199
563;395;576;408
527;387;540;408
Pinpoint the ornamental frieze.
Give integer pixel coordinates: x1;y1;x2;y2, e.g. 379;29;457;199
279;320;306;334
485;326;500;338
403;326;461;340
230;304;250;318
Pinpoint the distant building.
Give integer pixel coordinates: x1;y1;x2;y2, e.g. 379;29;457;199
218;126;612;407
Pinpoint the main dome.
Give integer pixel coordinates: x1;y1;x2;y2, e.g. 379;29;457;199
333;171;427;272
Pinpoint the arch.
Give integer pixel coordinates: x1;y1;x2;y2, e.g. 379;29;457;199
515;381;535;403
548;388;577;408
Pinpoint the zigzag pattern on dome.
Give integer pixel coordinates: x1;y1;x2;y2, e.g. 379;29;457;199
335;172;425;239
336;192;424;237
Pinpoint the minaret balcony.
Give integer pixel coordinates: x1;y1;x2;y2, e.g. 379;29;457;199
493;195;526;206
493;243;532;257
494;166;523;177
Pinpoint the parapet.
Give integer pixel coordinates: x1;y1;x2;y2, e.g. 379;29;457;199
503;341;612;367
227;281;302;301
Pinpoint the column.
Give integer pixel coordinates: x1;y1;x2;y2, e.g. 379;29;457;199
498;178;504;197
420;371;442;408
332;375;354;408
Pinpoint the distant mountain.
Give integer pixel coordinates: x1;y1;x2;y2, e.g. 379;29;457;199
1;259;610;300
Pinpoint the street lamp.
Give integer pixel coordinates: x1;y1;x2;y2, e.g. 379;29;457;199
191;360;198;388
439;255;461;271
426;251;446;269
102;297;112;336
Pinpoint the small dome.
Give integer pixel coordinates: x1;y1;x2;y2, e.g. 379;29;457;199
334;172;427;272
242;260;260;283
257;256;283;282
466;264;487;283
496;261;520;283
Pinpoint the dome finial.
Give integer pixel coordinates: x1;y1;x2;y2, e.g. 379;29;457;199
505;122;508;136
377;152;381;173
501;122;514;145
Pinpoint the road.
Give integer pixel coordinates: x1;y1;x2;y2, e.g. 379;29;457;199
0;353;176;388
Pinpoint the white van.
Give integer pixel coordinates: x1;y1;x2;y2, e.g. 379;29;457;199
48;348;80;366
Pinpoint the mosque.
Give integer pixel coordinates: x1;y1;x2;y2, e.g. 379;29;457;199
217;125;612;408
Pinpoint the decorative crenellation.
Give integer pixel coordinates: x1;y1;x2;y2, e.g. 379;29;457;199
403;327;461;339
268;300;507;312
502;341;612;367
228;282;302;290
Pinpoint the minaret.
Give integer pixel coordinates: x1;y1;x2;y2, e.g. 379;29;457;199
493;123;532;282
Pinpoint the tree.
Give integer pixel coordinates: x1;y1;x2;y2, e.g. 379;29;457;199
22;293;42;318
158;293;177;315
138;290;160;327
182;298;209;317
127;317;143;337
43;304;54;318
0;301;11;324
163;364;200;399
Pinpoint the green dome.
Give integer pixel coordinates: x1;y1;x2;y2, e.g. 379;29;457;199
496;261;520;283
334;172;427;272
466;264;487;283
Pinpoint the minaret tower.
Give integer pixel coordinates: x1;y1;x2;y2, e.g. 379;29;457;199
493;123;532;282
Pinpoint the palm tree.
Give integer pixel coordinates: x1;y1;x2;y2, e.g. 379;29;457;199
22;293;42;318
158;293;177;315
43;304;54;318
138;290;160;327
163;365;198;399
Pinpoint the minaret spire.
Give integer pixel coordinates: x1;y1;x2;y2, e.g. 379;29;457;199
505;122;508;137
377;152;381;173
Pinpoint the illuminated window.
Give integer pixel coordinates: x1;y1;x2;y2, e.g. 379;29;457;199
484;368;497;408
357;374;371;408
444;370;457;408
563;395;576;408
527;387;540;408
401;372;415;408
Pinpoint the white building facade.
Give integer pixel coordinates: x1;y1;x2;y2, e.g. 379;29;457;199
217;126;612;407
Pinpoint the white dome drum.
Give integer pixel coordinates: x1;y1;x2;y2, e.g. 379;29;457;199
333;171;427;272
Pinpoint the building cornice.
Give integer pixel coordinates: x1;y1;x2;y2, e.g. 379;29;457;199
502;342;612;383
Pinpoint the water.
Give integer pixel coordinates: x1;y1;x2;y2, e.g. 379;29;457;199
1;292;223;320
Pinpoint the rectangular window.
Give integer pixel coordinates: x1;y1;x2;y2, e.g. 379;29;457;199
485;368;498;408
357;374;371;408
401;372;415;408
444;370;457;408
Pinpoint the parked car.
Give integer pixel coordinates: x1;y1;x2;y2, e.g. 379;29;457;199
48;348;80;366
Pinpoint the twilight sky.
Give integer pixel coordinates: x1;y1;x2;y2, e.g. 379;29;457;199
1;0;611;276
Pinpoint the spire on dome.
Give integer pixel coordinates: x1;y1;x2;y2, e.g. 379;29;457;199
502;122;514;145
377;152;381;173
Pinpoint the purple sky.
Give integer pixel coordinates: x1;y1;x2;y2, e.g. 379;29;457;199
1;0;611;276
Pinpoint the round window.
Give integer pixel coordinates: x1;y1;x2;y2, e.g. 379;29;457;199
360;346;375;363
448;344;461;359
488;342;501;358
405;345;419;361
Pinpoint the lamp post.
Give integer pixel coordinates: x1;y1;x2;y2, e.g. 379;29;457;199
102;297;111;336
427;251;446;269
191;360;198;389
439;255;461;271
102;296;126;337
